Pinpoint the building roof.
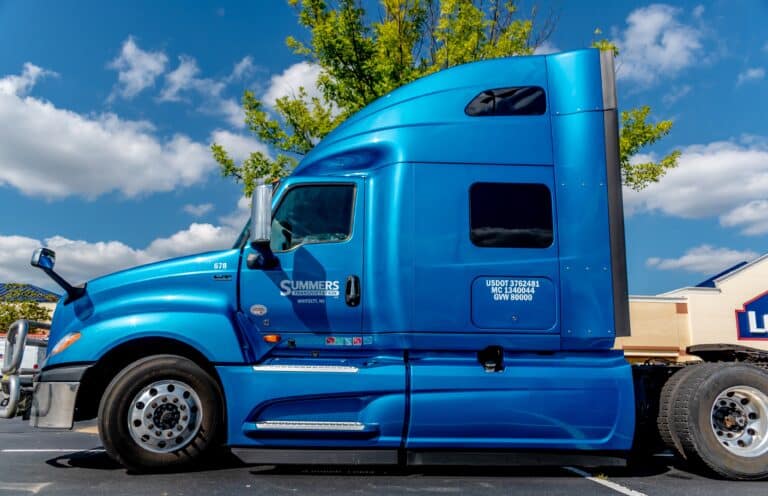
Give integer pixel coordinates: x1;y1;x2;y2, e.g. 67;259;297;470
658;252;768;296
0;283;59;303
695;261;749;288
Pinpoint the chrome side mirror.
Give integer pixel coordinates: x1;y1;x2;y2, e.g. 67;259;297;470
250;180;272;245
30;247;86;303
31;248;56;270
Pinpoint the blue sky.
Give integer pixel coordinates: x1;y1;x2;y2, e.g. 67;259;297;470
0;0;766;295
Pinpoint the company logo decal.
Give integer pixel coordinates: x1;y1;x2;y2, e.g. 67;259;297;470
279;280;340;297
735;291;768;339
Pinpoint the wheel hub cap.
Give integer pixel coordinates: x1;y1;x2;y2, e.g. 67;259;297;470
711;385;768;457
127;379;203;454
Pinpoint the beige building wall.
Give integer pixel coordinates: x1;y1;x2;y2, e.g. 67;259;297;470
616;297;694;362
618;254;768;362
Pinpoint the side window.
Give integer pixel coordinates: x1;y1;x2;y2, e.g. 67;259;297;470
465;87;546;116
470;183;553;248
271;184;355;252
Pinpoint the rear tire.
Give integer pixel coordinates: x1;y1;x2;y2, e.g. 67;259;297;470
98;355;223;472
657;362;716;455
670;362;768;480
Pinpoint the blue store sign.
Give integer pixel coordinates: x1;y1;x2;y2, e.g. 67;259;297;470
736;291;768;339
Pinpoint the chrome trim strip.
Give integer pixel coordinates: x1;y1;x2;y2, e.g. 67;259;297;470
252;364;359;373
254;420;366;431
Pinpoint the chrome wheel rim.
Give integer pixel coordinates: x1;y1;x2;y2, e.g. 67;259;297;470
711;385;768;457
127;379;203;454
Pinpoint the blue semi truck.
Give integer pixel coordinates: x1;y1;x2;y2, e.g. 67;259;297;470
3;49;768;480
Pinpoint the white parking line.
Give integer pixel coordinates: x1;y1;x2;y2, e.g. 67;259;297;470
0;482;51;494
1;448;104;453
563;466;647;496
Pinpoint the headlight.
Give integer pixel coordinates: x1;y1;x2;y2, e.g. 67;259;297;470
50;332;81;356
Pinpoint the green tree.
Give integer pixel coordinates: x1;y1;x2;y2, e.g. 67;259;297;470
213;0;679;196
0;284;54;334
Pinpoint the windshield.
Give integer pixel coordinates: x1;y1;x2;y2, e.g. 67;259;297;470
232;220;251;250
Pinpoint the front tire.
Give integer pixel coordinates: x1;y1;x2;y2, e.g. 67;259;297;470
671;362;768;480
98;355;223;472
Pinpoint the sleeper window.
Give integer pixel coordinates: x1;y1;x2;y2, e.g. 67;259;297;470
470;183;553;248
465;87;546;116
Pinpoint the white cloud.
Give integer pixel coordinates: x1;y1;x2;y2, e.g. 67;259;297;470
108;36;168;100
212;98;245;129
263;62;322;107
210;129;270;162
0;63;216;199
624;138;768;236
615;4;702;85
647;245;758;274
0;62;56;96
720;200;768;235
692;4;705;18
159;55;251;128
0;223;238;288
533;40;559;55
662;84;691;104
159;55;225;102
229;56;256;81
183;203;214;217
736;67;765;86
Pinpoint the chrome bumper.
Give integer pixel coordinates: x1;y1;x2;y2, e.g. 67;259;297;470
1;320;49;421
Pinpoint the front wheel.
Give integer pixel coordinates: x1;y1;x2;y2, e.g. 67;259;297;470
98;355;224;472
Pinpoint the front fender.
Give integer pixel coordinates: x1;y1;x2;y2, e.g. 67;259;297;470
44;311;245;367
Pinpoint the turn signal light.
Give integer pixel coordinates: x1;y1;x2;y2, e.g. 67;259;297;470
50;332;81;356
263;334;281;344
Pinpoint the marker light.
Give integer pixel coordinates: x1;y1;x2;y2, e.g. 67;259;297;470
263;334;281;344
50;332;81;356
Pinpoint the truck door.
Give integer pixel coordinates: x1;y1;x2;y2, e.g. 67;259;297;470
233;178;406;451
240;178;364;335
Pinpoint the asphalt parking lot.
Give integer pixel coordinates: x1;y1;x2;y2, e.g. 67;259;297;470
1;418;768;495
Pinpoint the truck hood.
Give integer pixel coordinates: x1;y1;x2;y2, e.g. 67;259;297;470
48;248;241;347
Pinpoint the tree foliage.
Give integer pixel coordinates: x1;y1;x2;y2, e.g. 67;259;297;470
213;1;679;196
0;284;54;334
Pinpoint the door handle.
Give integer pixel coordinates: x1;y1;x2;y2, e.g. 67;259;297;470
345;275;360;307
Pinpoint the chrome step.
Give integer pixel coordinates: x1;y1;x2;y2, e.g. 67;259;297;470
254;420;366;432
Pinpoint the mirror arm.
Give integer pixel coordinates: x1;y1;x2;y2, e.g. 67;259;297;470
39;267;86;304
246;241;278;270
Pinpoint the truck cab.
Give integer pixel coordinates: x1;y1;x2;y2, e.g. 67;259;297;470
4;49;636;470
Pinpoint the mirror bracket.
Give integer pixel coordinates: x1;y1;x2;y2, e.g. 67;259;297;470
246;241;278;270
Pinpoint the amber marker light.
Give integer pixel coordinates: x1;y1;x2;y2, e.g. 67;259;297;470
263;334;281;344
50;332;81;356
